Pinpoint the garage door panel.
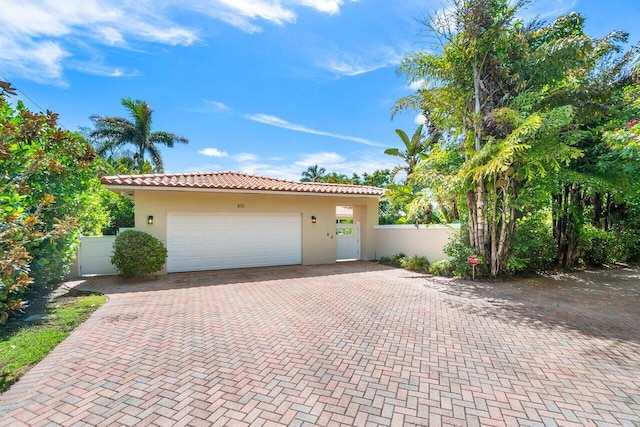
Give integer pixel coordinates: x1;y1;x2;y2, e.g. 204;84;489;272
167;213;301;273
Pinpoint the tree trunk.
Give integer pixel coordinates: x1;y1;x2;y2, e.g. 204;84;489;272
495;174;516;276
592;193;603;227
490;174;499;276
604;192;611;231
451;199;460;221
554;184;583;268
472;60;482;152
476;179;489;260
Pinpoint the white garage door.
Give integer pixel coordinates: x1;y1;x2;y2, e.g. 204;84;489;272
166;213;302;273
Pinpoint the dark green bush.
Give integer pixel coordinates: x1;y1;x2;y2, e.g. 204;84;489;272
111;230;167;277
506;213;557;274
617;228;640;263
429;259;454;277
378;253;407;267
399;255;429;272
443;229;484;278
579;225;619;266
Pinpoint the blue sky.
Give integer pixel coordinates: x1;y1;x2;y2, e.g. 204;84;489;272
1;0;638;180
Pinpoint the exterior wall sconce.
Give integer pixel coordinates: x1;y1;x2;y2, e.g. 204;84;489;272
311;216;317;224
147;215;154;225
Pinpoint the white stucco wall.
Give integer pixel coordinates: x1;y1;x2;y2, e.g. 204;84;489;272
374;224;459;262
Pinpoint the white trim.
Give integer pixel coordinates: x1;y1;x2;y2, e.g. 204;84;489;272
104;184;382;198
374;223;461;230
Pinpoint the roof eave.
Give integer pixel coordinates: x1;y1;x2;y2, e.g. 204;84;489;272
103;184;383;198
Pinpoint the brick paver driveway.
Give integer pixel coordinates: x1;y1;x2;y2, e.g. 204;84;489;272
1;262;639;426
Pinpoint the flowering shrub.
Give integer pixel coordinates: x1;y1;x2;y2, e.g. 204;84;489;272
604;85;640;156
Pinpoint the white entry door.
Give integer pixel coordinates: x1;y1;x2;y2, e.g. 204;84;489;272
336;222;360;260
167;213;302;273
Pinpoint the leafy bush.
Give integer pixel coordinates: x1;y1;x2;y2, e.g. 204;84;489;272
111;230;167;277
391;253;406;267
27;236;80;291
399;255;430;273
506;213;557;274
443;230;484;278
379;253;407;267
617;228;640;263
1;86;105;325
429;259;454;277
378;256;392;265
579;225;619;266
100;190;134;235
611;198;640;263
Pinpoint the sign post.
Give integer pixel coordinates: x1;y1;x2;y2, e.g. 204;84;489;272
467;254;479;280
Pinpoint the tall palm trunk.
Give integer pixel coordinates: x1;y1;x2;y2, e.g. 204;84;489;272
468;59;492;271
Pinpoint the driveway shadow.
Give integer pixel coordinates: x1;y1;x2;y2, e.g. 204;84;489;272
429;267;640;346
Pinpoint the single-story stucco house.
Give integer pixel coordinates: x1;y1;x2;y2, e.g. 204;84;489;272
101;172;384;274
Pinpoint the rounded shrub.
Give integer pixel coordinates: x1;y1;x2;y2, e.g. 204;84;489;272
429;259;454;277
399;255;430;273
111;230;167;277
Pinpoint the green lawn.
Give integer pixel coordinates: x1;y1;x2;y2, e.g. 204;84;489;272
0;292;107;393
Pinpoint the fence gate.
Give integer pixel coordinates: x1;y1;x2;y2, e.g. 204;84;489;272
336;222;360;260
78;236;118;276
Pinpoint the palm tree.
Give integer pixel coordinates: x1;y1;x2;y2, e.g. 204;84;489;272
301;165;326;182
90;97;188;173
384;124;427;183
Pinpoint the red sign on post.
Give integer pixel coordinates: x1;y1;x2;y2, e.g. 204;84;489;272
467;254;479;265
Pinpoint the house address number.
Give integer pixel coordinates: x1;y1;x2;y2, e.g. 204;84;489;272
237;204;245;209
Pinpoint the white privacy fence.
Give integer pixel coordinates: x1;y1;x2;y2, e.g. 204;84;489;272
67;224;458;278
69;235;118;278
374;224;459;262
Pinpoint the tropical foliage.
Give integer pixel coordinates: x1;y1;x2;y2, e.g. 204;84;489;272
90;97;188;173
384;124;428;182
393;0;640;276
0;82;106;324
300;165;327;182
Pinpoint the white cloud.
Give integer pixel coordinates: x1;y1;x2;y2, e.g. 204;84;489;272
322;46;403;77
295;152;345;167
0;36;69;83
408;79;425;91
0;0;361;84
290;151;398;179
519;0;578;21
245;113;385;147
68;61;140;78
182;0;358;33
204;100;231;112
296;0;355;15
98;27;125;46
235;153;258;162
185;148;397;182
199;148;229;157
0;1;193;83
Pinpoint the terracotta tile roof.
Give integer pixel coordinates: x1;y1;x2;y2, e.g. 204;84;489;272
101;172;384;196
